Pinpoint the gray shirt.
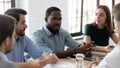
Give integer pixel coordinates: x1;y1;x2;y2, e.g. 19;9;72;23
0;52;18;68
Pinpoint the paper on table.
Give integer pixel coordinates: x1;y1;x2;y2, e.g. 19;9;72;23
43;63;67;68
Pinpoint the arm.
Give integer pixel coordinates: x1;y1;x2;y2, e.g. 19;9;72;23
88;58;100;68
100;33;120;52
54;50;74;58
84;35;106;52
30;29;90;58
54;29;89;58
14;54;58;68
91;46;106;52
93;33;120;52
14;58;47;68
24;36;58;64
110;33;119;44
30;29;76;58
24;36;44;58
54;44;91;58
83;24;95;44
83;35;92;44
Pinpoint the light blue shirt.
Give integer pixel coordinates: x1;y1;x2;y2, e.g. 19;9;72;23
6;36;44;62
30;26;79;54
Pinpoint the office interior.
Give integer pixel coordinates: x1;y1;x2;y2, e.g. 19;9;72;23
1;0;120;45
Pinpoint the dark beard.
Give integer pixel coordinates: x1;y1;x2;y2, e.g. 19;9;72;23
17;31;25;36
18;33;25;36
46;25;59;34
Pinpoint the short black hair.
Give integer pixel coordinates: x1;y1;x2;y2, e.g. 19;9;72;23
0;14;16;46
45;6;61;17
4;8;27;22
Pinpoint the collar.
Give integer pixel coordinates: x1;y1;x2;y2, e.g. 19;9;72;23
0;52;8;61
43;25;60;36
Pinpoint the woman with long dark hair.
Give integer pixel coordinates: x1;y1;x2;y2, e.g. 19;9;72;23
83;5;119;52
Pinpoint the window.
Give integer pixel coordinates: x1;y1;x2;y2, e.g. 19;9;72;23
99;0;112;11
23;0;117;37
82;0;97;33
115;0;120;5
68;0;97;36
69;0;117;37
0;0;14;14
68;0;82;35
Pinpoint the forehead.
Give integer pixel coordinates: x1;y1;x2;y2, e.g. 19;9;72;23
96;8;106;14
50;11;61;17
17;14;25;25
19;14;25;19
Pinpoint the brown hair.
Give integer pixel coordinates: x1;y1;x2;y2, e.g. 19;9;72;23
93;5;113;36
0;14;16;46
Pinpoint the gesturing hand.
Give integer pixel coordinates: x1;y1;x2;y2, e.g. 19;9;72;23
75;42;93;57
88;58;100;68
44;53;58;64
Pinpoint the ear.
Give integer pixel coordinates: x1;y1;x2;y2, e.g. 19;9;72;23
4;37;10;47
45;17;48;23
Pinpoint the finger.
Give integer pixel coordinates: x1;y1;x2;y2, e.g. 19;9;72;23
52;54;58;63
48;53;58;64
94;57;100;64
88;61;96;68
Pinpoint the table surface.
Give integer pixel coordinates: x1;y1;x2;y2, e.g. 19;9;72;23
44;51;107;68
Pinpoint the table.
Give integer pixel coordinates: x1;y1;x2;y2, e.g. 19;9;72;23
44;51;107;68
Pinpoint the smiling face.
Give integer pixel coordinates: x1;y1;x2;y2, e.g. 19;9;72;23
16;14;27;36
45;11;62;32
95;8;107;27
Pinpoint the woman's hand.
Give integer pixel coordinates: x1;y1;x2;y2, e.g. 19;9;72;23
88;58;100;68
105;45;115;52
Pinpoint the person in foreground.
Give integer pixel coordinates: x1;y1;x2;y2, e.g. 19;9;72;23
89;3;120;68
83;5;119;52
0;14;18;68
30;6;92;58
5;8;58;68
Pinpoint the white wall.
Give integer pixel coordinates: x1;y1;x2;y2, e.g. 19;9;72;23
15;0;69;35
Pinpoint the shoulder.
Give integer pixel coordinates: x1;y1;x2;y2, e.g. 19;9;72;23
59;28;70;36
97;46;120;67
19;35;30;40
32;26;46;36
32;30;43;36
84;23;94;31
0;59;18;68
18;35;32;43
104;46;120;59
85;23;94;29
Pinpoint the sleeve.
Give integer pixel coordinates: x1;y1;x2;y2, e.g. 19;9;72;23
24;36;45;59
97;46;120;68
62;29;80;49
84;24;92;36
29;32;53;55
1;60;18;68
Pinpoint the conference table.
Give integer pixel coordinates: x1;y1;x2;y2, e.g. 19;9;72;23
44;51;107;68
